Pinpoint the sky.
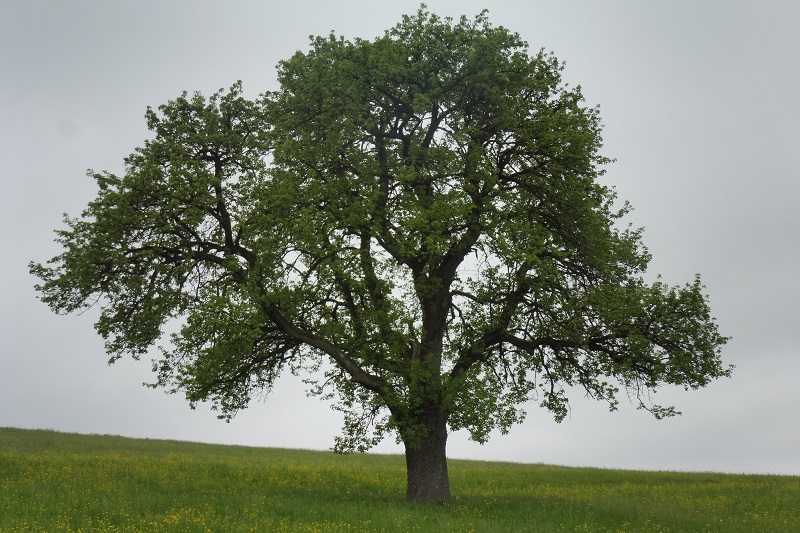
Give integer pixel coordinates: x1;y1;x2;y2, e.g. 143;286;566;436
2;0;798;476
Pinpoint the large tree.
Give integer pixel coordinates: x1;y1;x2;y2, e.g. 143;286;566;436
31;9;730;502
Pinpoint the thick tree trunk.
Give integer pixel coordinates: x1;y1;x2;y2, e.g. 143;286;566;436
403;408;452;503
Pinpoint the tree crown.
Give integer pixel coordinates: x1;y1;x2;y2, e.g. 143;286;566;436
31;7;730;454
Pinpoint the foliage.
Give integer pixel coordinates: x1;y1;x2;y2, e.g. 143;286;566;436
30;7;730;501
2;429;798;532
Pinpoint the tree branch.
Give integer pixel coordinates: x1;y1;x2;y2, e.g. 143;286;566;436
265;302;391;397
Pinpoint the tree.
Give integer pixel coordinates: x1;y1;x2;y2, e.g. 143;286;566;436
31;8;730;503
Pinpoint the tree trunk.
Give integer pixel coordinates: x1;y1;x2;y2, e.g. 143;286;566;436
403;408;452;503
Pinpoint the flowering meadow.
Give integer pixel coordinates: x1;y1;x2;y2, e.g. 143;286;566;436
1;428;797;532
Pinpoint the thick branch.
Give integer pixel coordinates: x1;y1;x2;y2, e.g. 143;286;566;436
265;303;391;396
211;156;258;266
448;328;504;382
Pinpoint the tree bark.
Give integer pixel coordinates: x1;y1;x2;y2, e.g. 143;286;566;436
403;408;452;503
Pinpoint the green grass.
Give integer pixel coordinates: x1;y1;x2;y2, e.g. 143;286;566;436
1;428;797;532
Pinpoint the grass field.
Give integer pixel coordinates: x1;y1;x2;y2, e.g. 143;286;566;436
1;427;797;532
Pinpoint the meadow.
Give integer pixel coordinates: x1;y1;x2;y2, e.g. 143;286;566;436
1;427;797;532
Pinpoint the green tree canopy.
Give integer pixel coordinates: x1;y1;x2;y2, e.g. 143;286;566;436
31;8;730;502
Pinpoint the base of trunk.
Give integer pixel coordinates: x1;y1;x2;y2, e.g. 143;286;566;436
403;411;452;503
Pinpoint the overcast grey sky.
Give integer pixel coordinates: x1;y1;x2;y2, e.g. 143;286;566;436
2;0;798;475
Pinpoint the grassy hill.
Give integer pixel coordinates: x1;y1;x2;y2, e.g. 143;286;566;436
1;427;797;532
